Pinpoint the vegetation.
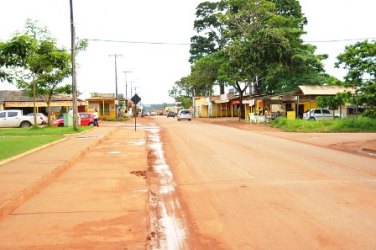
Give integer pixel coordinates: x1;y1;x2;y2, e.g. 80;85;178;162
169;0;330;119
271;117;376;132
335;40;376;118
0;126;92;161
0;19;88;125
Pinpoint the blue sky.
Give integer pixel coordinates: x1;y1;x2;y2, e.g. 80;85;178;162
1;0;375;104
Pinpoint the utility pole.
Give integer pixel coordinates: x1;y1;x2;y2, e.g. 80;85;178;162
109;54;122;98
130;81;133;98
70;0;78;131
123;70;132;99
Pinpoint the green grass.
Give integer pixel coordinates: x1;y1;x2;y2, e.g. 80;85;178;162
271;117;376;132
0;126;93;161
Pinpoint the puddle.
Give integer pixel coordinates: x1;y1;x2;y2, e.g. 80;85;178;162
108;151;121;154
141;123;188;250
74;135;99;139
128;139;146;146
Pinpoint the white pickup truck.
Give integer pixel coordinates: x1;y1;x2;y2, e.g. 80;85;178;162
0;110;35;128
303;108;340;120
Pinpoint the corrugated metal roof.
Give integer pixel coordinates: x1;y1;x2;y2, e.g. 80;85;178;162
298;85;355;95
0;90;79;102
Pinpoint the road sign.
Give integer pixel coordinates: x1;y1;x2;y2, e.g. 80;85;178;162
131;94;141;105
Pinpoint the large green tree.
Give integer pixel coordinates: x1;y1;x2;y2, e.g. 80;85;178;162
0;20;87;124
222;0;328;94
335;40;376;117
186;0;329;104
190;1;228;94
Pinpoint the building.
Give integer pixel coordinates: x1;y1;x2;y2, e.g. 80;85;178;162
0;90;87;115
85;92;128;119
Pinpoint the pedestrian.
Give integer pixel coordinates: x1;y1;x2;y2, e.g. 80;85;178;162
93;108;99;127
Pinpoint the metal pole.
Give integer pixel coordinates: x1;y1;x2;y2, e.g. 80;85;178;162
123;71;132;100
70;0;78;131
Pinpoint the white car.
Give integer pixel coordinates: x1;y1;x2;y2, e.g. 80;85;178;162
177;109;192;121
303;108;339;120
26;113;48;125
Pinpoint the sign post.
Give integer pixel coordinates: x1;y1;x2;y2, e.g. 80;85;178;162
131;94;141;131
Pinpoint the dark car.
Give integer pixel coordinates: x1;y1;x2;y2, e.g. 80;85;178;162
167;111;175;118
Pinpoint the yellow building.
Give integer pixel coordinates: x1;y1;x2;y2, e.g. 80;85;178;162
86;93;127;119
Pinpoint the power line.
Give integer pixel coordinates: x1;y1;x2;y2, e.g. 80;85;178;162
304;37;376;43
86;38;190;46
87;36;376;46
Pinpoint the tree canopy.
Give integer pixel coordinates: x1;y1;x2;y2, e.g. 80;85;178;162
170;0;329;107
335;40;376;117
0;19;87;124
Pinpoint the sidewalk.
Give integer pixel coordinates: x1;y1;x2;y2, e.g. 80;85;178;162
0;123;149;249
0;126;118;221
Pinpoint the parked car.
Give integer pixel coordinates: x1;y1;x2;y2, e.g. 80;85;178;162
0;110;35;128
177;109;192;121
167;111;175;118
52;112;95;127
303;108;339;120
26;113;48;125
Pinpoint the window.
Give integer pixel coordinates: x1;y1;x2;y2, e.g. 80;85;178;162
0;112;5;118
8;112;18;117
322;109;331;114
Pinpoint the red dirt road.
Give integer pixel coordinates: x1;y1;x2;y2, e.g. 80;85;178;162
0;117;375;249
156;117;376;249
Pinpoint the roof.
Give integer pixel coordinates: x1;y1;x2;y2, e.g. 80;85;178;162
297;85;356;96
0;90;82;102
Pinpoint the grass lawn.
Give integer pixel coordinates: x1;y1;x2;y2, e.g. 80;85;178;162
271;117;376;132
0;126;92;161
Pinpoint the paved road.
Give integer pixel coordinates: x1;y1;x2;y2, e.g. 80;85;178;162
155;117;376;249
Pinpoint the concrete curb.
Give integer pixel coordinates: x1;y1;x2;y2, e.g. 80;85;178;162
0;127;119;221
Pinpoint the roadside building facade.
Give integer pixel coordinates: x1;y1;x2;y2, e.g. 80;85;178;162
0;90;87;116
86;92;127;119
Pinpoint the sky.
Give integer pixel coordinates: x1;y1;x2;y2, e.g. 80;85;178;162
1;0;375;104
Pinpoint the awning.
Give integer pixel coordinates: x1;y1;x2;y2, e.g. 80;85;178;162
214;99;229;104
243;99;255;106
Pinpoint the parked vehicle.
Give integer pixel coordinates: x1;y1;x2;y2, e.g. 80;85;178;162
52;112;95;127
26;113;48;125
303;108;339;120
0;110;35;128
79;113;95;126
177;109;192;121
167;111;175;118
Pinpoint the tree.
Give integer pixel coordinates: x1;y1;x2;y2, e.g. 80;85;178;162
335;40;376;117
190;1;228;94
222;0;328;94
316;95;343;118
0;20;87;125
